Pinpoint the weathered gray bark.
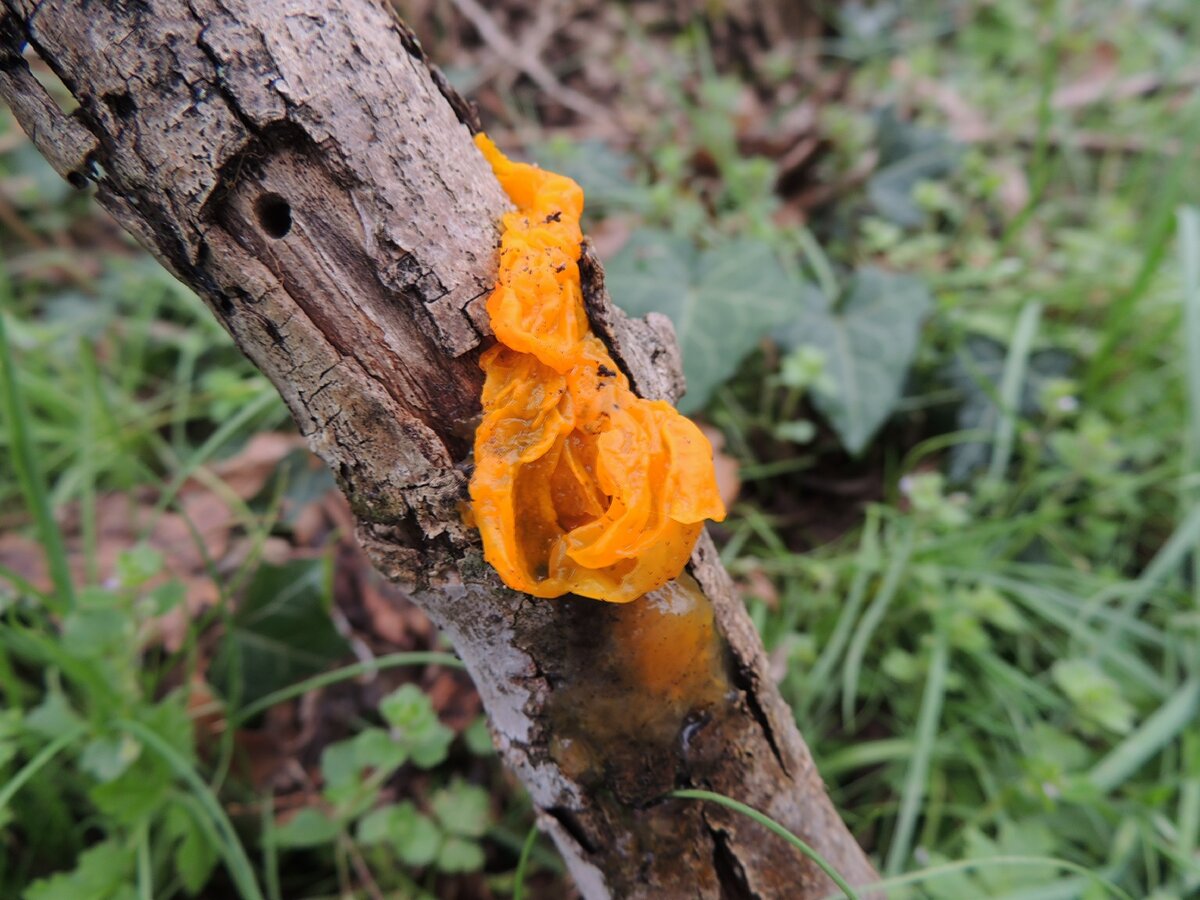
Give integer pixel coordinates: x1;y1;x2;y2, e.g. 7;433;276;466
0;2;878;896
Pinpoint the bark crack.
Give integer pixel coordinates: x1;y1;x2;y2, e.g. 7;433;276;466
728;657;791;779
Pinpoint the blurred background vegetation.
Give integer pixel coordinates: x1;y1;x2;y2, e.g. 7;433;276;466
2;0;1199;897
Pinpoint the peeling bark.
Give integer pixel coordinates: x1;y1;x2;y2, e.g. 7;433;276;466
0;1;878;896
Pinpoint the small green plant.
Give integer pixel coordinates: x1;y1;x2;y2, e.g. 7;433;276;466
0;544;249;898
0;259;520;897
270;683;495;887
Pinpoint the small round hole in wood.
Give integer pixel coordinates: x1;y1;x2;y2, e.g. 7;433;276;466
254;193;292;239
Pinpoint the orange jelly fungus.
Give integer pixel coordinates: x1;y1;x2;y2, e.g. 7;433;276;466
470;134;726;603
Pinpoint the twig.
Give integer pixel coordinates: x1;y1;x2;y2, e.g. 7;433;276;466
448;0;614;127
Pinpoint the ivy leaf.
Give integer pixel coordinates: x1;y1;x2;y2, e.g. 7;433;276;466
210;558;349;709
606;229;806;413
536;138;647;219
248;448;335;526
867;106;961;227
945;335;1073;482
778;267;931;454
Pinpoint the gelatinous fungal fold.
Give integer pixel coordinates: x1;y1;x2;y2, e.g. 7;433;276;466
470;134;726;603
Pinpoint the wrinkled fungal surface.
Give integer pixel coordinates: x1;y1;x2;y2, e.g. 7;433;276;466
470;135;726;602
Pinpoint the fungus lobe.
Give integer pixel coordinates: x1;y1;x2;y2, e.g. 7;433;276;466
469;135;726;603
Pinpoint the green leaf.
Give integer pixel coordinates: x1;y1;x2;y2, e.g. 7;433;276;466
431;779;491;839
77;586;123;609
778;267;931;454
355;805;396;846
24;839;135;900
463;717;494;757
945;335;1073;482
166;802;219;895
316;739;357;796
89;761;170;827
867;107;960;227
25;684;82;739
436;836;485;874
249;448;335;526
146;580;186;616
274;808;339;848
61;608;134;659
210;558;350;709
1052;659;1136;736
606;229;806;413
962;821;1061;893
115;544;164;587
380;683;452;769
90;699;192;826
368;800;442;867
773;420;817;444
536;137;646;219
379;683;436;731
80;734;142;783
352;727;407;773
409;723;454;769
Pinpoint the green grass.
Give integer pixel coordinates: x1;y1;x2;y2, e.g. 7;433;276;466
3;0;1200;897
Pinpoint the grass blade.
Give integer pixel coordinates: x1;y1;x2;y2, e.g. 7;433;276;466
1112;502;1200;627
803;508;879;717
842;523;912;726
848;855;1134;900
0;300;75;612
988;300;1042;484
260;792;282;900
0;723;86;812
512;822;539;900
668;789;862;899
884;619;949;876
1089;678;1200;793
1179;205;1200;609
136;824;153;900
118;719;265;900
229;651;464;727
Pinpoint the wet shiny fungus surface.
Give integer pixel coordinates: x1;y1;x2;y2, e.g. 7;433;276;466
469;134;725;603
543;575;734;790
